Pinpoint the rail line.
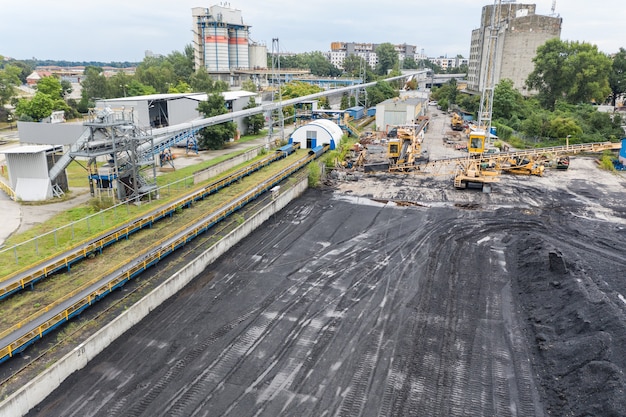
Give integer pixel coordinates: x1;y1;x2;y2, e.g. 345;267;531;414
0;143;300;301
0;144;327;365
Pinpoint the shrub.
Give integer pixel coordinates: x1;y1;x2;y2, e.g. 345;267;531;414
308;162;321;187
599;152;616;171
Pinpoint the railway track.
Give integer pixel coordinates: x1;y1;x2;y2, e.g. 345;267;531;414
0;144;325;365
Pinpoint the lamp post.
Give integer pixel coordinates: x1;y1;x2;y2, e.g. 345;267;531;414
120;84;128;97
7;113;13;130
566;134;571;150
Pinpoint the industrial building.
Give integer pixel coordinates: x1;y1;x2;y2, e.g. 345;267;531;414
1;145;66;201
328;42;427;70
467;3;562;95
192;5;269;87
375;96;427;133
95;91;259;135
289;119;343;151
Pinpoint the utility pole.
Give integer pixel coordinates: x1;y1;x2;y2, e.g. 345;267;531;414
268;38;284;148
355;55;368;109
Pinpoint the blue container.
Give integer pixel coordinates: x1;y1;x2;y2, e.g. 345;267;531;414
346;106;365;120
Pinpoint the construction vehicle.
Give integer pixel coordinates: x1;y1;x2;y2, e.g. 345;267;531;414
556;155;570;170
450;112;464;131
387;121;429;171
499;155;545;176
468;130;487;154
454;158;500;192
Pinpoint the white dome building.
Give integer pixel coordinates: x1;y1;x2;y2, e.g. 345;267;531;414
289;119;343;151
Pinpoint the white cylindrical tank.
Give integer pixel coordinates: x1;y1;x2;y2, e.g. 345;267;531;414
205;26;229;72
248;43;268;69
228;28;249;70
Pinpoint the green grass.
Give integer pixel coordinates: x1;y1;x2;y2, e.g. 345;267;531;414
599;152;617;171
0;151;303;334
0;148;304;276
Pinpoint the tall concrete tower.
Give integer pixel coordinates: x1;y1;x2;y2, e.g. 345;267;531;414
192;5;252;82
467;3;562;95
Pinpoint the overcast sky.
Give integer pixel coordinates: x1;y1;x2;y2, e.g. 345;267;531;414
1;1;623;63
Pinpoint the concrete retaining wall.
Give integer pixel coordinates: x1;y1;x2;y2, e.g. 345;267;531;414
193;145;264;184
0;177;308;417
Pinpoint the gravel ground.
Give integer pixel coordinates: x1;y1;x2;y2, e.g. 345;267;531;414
22;112;626;416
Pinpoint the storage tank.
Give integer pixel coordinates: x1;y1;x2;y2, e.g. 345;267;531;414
248;43;267;69
204;26;229;72
228;27;249;69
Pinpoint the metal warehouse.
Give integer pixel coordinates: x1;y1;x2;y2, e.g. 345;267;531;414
96;91;259;135
289;119;343;150
375;96;427;133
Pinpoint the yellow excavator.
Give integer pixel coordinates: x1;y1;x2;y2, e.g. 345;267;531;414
450;112;464;131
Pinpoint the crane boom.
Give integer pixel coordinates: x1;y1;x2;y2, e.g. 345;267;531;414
477;0;502;140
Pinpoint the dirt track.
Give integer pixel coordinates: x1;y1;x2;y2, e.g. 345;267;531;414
26;152;626;416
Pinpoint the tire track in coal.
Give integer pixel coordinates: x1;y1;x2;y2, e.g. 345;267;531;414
330;211;459;417
109;217;353;417
151;212;399;417
185;208;416;416
193;207;431;417
378;213;545;417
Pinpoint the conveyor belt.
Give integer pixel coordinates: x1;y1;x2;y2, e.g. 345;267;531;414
0;145;325;365
0;144;299;301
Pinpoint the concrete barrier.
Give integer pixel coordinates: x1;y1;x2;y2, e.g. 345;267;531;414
193;146;264;184
0;176;308;417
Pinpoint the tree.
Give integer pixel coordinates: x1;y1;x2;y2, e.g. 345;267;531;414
447;78;458;106
15;91;55;121
241;79;257;92
492;78;525;121
136;60;174;93
166;47;194;82
280;81;322;99
190;67;228;93
305;51;341;77
340;93;350;110
609;48;626;107
547;116;583;140
375;43;399;76
342;54;364;77
366;81;398;107
243;97;265;135
527;39;612;110
81;66;108;101
0;65;21;106
403;57;418;70
60;79;73;98
36;76;63;98
197;93;236;150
